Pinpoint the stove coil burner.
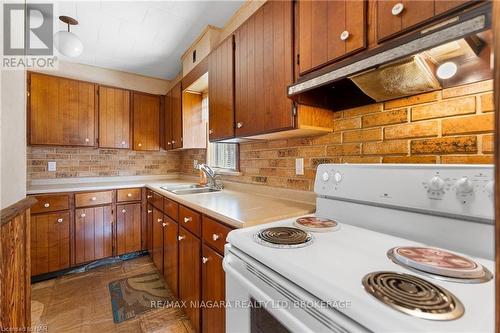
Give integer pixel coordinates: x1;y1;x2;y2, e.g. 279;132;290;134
362;271;464;321
255;227;313;248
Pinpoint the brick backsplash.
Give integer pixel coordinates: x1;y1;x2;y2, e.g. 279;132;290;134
180;80;495;192
27;146;181;182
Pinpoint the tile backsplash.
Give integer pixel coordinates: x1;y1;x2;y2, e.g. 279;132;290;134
27;147;181;183
181;80;495;192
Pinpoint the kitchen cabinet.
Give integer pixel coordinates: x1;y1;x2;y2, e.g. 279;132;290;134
179;227;201;333
28;72;97;147
298;0;366;75
234;0;294;137
98;86;131;149
31;212;70;276
132;92;160;151
152;207;164;272
171;82;183;149
75;190;112;208
75;206;112;265
208;36;235;141
116;203;141;255
182;91;206;149
201;245;225;333
146;204;153;253
162;216;178;297
164;90;174;150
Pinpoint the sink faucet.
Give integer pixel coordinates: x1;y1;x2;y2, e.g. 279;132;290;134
198;163;223;190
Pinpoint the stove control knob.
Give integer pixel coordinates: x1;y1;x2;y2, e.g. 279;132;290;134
322;172;330;182
428;176;445;191
485;180;494;198
455;177;474;195
333;172;342;183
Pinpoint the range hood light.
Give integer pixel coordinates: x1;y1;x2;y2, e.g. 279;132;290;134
436;62;458;79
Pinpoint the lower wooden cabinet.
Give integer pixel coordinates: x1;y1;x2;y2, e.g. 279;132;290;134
162;216;178;297
75;206;113;265
202;245;225;333
31;211;70;275
152;207;164;272
179;227;201;333
146;204;154;253
116;203;141;255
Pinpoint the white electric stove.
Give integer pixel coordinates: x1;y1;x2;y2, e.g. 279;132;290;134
223;164;495;333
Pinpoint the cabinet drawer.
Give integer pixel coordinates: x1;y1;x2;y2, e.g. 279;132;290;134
202;216;232;254
163;197;179;221
31;194;69;214
147;189;163;210
117;188;142;202
179;205;201;236
75;191;113;208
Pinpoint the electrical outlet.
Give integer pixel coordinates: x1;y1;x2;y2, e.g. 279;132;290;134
48;161;57;172
295;158;304;175
193;159;198;169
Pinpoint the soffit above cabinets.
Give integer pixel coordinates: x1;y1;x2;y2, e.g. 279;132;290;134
50;1;243;80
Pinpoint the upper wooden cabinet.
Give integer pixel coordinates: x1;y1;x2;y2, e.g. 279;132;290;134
29;72;97;147
98;86;131;149
298;0;366;75
171;82;183;149
132;92;160;151
377;0;473;41
164;90;174;150
208;36;235;141
182;91;207;149
234;0;294;137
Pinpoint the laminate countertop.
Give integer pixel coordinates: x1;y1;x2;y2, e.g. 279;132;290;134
27;176;316;228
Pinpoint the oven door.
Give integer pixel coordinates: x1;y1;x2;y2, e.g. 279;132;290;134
223;245;370;333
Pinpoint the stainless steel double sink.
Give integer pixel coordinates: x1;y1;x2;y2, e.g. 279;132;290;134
160;184;221;195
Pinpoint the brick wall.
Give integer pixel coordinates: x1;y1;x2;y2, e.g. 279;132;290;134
181;80;495;191
27;146;181;182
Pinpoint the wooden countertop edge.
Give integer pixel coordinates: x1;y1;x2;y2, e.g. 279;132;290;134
1;196;38;226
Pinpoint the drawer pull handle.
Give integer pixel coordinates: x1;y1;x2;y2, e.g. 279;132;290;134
392;3;404;16
127;193;132;197
122;209;126;213
340;30;350;41
212;233;221;241
178;235;185;241
162;222;167;227
81;213;86;218
43;203;50;208
157;218;162;223
147;209;152;214
147;195;152;199
184;217;192;223
57;218;63;223
202;257;209;264
91;197;97;201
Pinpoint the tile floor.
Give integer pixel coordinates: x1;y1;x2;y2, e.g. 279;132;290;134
31;256;194;333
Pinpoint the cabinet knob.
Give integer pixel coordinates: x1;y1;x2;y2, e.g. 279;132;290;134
81;213;86;218
127;193;132;197
172;140;176;144
236;122;243;129
157;218;162;223
209;129;214;134
121;141;126;145
138;143;142;147
212;233;221;241
122;209;126;213
340;30;350;41
162;222;167;227
57;218;63;223
43;203;50;208
147;195;152;199
392;2;404;16
178;235;185;241
85;138;90;143
183;216;192;223
91;197;97;201
202;257;209;264
147;209;152;213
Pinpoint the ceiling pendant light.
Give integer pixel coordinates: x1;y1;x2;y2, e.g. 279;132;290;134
54;15;83;57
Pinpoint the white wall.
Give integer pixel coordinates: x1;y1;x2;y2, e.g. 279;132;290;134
0;69;27;209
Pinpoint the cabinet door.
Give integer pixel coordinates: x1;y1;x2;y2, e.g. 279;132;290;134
171;82;183;149
98;86;131;149
202;245;225;333
132;92;160;151
164;90;174;150
179;227;201;333
234;0;294;137
75;206;112;265
31;212;70;276
163;216;178;297
298;0;366;75
116;203;141;255
152;207;164;272
146;204;153;253
209;36;235;141
377;0;435;41
29;72;96;146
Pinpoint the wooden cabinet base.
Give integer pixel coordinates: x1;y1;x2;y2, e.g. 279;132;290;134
202;245;225;333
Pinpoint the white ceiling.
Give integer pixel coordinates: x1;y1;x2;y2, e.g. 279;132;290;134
51;1;243;79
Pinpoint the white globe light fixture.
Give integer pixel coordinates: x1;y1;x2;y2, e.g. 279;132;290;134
54;16;83;57
436;62;458;80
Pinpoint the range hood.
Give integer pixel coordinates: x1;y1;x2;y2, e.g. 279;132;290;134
288;4;492;111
